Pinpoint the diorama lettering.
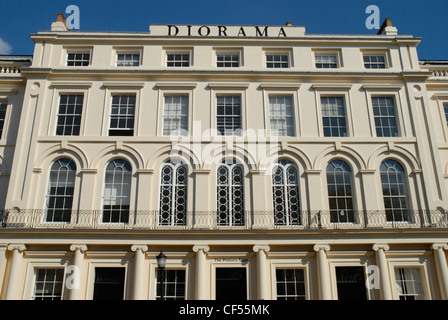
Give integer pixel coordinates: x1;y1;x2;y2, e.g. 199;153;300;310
167;25;288;38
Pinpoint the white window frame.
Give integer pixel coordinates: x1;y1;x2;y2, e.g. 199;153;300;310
24;261;69;300
268;95;296;137
155;268;187;300
215;49;242;68
216;160;245;227
270;260;310;300
388;258;431;300
264;49;292;68
65;48;92;67
165;49;192;67
326;159;356;224
158;160;189;226
115;48;142;67
45;158;77;224
101;158;133;224
162;95;189;136
209;83;248;138
155;83;195;137
361;50;390;69
313;50;342;69
272;159;301;226
48;82;92;137
380;159;411;223
55;94;84;136
433;94;448;143
101;83;143;137
312;85;353;138
371;96;400;137
362;86;405;138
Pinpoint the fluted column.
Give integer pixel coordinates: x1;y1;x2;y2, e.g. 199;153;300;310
253;245;270;300
432;243;448;300
313;244;331;300
5;244;26;300
131;245;148;300
373;244;392;300
193;245;210;300
68;244;87;300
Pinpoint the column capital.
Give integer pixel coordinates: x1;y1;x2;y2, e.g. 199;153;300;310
373;244;390;252
131;244;149;253
313;244;330;252
70;244;88;253
193;245;210;253
432;243;448;251
253;245;270;253
7;244;26;253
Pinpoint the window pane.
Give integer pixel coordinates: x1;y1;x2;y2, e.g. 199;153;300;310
33;269;64;300
269;96;295;137
380;160;409;222
46;158;76;223
163;96;189;136
326;160;354;223
217;160;244;226
276;269;306;300
103;159;131;223
159;160;188;226
156;269;186;300
372;97;398;137
216;96;242;136
56;94;83;136
109;94;135;136
272;160;301;226
395;267;424;300
321;97;347;137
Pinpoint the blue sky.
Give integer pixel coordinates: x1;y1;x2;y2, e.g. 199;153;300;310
0;0;447;60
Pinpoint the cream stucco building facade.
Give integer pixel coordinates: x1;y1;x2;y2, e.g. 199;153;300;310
0;15;448;300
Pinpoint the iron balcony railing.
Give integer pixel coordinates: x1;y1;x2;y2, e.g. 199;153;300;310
0;209;447;231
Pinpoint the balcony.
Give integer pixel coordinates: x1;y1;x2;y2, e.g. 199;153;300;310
0;209;447;231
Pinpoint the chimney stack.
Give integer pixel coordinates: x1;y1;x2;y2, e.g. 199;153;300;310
377;18;397;36
51;13;70;31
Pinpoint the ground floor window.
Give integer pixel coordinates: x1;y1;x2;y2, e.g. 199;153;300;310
156;269;186;300
93;267;126;300
33;268;65;300
394;267;425;300
276;269;306;300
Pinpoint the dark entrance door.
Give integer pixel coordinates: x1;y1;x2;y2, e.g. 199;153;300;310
336;266;367;300
216;268;247;300
93;267;126;300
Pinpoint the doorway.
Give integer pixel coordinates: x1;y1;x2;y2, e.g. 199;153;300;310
335;266;367;300
215;268;247;300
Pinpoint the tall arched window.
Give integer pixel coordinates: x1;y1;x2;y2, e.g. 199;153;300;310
103;159;132;223
272;159;301;225
380;159;410;222
326;160;354;223
46;158;76;223
159;160;188;226
217;160;244;226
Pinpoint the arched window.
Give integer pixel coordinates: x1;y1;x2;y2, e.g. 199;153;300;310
103;159;132;223
46;158;76;222
217;160;244;226
272;159;301;225
159;160;188;226
380;159;410;222
326;160;354;223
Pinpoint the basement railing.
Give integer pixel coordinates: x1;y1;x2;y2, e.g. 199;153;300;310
0;209;447;231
